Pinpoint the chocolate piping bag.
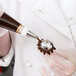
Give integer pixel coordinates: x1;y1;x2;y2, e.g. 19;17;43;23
0;9;56;55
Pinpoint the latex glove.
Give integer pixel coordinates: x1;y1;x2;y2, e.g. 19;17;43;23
41;48;76;76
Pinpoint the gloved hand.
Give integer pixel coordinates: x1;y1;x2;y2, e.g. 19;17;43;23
40;48;76;76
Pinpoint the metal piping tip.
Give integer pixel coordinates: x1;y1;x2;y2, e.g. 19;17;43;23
27;31;39;39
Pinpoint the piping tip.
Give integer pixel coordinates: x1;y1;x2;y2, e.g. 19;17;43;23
27;31;38;39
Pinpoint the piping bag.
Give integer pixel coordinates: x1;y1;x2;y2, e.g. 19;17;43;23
0;8;56;55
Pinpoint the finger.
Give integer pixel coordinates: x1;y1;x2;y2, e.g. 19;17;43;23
56;48;76;68
50;64;70;76
40;67;49;76
43;52;75;75
57;48;76;61
61;48;76;66
40;66;69;76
